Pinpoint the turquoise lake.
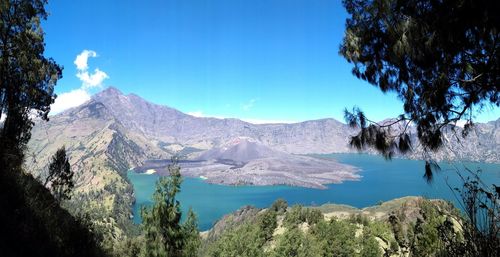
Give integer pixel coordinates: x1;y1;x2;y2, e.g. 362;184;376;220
128;153;500;231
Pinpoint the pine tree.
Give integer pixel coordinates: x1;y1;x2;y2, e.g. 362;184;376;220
182;209;201;257
140;159;200;257
340;0;499;178
44;146;74;202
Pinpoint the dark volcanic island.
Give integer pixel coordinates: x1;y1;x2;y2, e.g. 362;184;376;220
134;137;360;189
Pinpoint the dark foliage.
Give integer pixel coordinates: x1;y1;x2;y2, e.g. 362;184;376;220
340;0;499;177
0;0;62;170
0;166;107;257
44;146;74;202
0;1;109;256
258;209;278;241
441;169;500;257
270;198;288;214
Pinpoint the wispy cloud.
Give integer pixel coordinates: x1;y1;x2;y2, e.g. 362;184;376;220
242;98;258;111
239;118;298;124
187;111;205;117
51;50;109;114
186;110;297;124
75;50;109;89
51;89;91;114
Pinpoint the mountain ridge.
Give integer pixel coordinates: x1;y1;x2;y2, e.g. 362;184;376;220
26;86;499;236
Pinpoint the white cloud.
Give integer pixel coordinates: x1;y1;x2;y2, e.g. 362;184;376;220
74;50;97;70
186;110;297;124
239;118;298;124
242;98;258;111
51;89;91;114
187;111;205;117
77;68;109;89
50;50;109;115
74;50;109;89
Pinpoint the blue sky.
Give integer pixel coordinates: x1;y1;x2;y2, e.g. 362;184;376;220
43;0;499;123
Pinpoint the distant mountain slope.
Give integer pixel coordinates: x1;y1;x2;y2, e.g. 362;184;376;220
91;87;355;154
197;137;286;163
88;87;500;161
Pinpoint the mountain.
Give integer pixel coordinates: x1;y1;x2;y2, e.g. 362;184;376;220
25;86;499;236
185;137;360;189
197;137;287;163
73;87;500;161
90;87;355;154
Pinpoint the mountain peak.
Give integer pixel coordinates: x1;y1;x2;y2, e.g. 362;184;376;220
94;86;123;99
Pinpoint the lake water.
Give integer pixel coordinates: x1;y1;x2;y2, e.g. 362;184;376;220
128;153;500;230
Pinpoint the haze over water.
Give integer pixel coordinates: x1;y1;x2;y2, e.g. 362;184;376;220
129;153;500;230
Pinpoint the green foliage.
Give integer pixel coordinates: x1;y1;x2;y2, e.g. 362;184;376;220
304;209;323;225
139;160;200;257
349;213;370;226
283;205;305;228
259;209;278;241
0;1;107;256
389;239;399;255
204;199;472;257
283;205;323;228
310;219;358;257
112;236;144;257
182;209;201;257
360;233;382;257
207;223;265;257
271;227;322;257
270;198;288;214
366;220;393;243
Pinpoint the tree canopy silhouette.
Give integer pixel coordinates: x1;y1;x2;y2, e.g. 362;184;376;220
0;0;62;169
340;0;499;178
44;146;74;203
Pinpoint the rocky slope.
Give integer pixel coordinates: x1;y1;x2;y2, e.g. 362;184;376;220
89;87;355;154
87;87;500;162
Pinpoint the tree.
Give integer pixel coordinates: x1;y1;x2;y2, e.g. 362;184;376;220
360;234;383;257
259;209;278;241
182;209;201;257
0;0;63;169
44;146;74;202
439;169;500;257
272;227;322;257
340;0;499;178
270;198;288;214
310;219;358;257
140;158;200;257
208;223;265;257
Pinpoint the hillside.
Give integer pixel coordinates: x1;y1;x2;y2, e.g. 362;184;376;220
202;196;463;257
